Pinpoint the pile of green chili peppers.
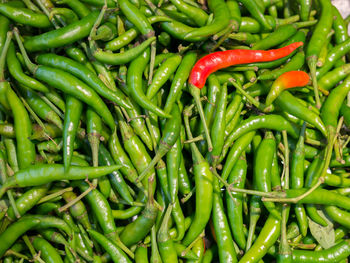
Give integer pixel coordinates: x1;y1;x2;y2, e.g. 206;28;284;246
0;0;349;262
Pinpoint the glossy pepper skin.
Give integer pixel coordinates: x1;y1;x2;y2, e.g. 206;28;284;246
189;42;303;89
265;71;310;106
24;11;99;52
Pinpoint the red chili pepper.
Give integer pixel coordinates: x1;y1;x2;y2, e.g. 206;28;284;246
265;70;310;106
189;42;304;89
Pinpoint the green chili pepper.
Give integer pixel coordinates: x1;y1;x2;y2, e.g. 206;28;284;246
169;0;208;26
305;0;335;108
254;131;281;219
6;87;36;169
222;115;299;160
7;43;49;93
137;103;181;183
88;229;132;263
92;37;156;65
120;177;158;247
184;0;230;40
0;3;51;28
147;54;182;99
291;124;308;236
212;176;238;262
73;180;134;258
98;143;134;205
182;106;213;246
37;53;131;110
240;212;281;263
127;48;171;119
63;96;82;171
292;240;350;262
55;0;90;18
158;205;178;262
50;7;79;24
0;164;122;198
24;11;99;52
226;154;247;250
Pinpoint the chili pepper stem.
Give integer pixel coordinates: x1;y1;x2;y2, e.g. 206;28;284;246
35;0;62;29
184;135;204;144
13;28;37;74
22;235;43;263
0;31;12;81
38;94;64;119
58;183;96;213
308;57;322;109
189;85;213;152
289;243;317;249
136;153;161;183
4;250;30;260
7;190;20;219
37;187;73;204
230;79;266;111
181;231;205;257
148;41;157;85
181;186;195;203
88;2;107;53
210;168;276;198
282;130;290;188
19;95;46;132
211;21;236;52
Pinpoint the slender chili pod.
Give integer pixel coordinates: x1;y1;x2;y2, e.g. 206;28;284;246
15;29;115;130
184;0;230;40
265;71;310;106
88;229;132;263
306;0;333;108
0;217;40;257
0;3;51;28
7;87;36;169
93;37;156;65
292;240;350;262
212;177;238;262
189;42;303;89
164;52;197;114
127;48;171;118
37;53;131;110
137;104;181;182
158;205;178;263
98;144;134;204
240;213;281;263
222;115;299;160
63;96;82;172
226;154;247;250
254;131;280;219
119;177;158;247
291;124;308;237
24;11;99;52
274;91;327;137
119;0;154;36
0;164;121;198
7;42;49;93
182;106;213;246
32;236;64;263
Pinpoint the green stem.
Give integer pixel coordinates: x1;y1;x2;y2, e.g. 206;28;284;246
230;79;266;111
13;28;37;74
37;187;73;204
189;85;213;152
308;58;321;109
89;2;107;53
0;31;12;81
